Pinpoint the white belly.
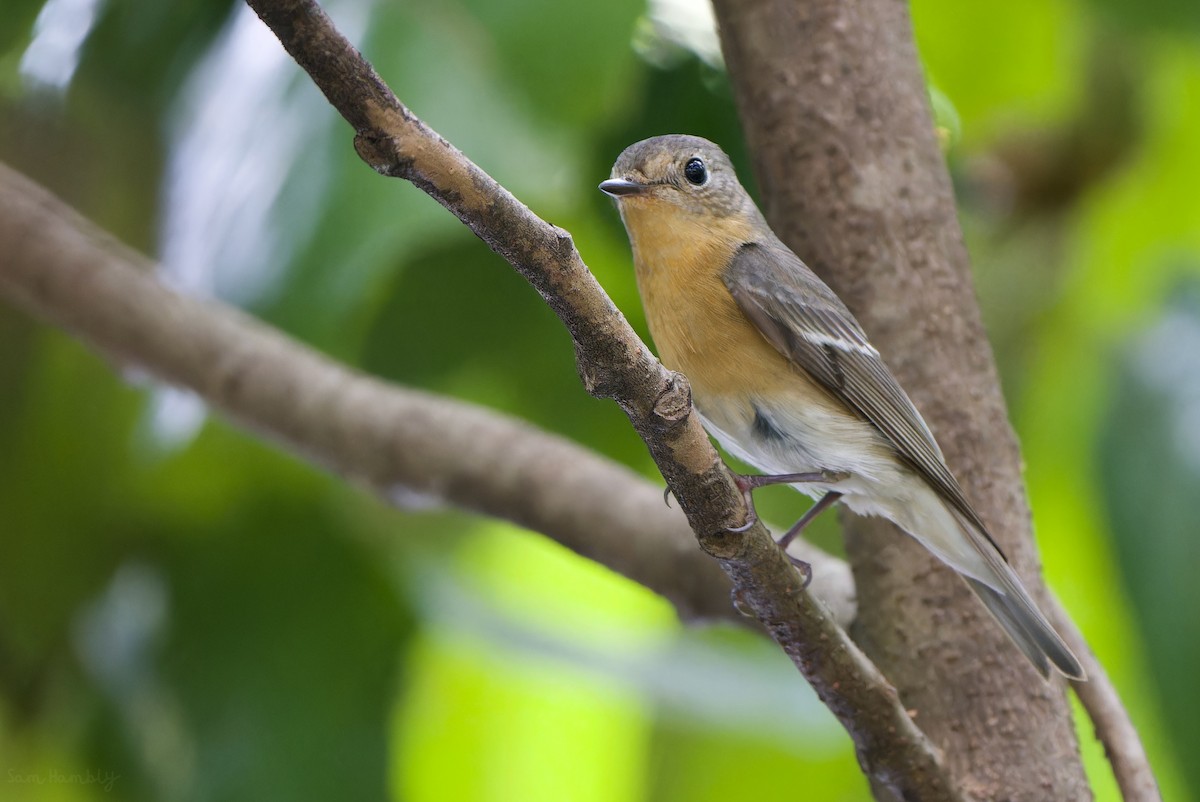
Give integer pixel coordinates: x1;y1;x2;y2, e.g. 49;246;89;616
695;389;911;516
696;389;994;583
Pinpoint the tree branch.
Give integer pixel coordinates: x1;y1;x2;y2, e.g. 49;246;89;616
1048;595;1162;801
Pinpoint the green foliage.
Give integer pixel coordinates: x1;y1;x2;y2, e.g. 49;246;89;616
2;0;1198;799
1100;281;1200;792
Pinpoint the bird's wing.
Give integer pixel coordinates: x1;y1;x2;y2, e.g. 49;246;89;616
723;240;1000;553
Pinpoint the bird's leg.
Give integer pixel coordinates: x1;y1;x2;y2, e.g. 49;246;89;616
777;491;843;587
729;472;847;589
778;490;842;550
729;469;848;532
737;470;849;493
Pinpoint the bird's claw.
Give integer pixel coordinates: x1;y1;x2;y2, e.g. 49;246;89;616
727;515;757;533
787;555;813;588
727;482;760;533
729;473;841;588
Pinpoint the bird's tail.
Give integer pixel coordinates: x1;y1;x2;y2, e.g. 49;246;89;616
963;576;1083;680
950;512;1085;681
874;479;1085;679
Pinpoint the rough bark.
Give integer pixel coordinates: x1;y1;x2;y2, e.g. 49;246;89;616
711;0;1089;799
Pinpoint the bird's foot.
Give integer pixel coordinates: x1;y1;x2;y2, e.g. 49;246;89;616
788;557;813;589
728;470;847;532
775;491;842;589
727;474;846;587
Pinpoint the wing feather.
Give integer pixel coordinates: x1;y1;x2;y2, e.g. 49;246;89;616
724;241;1002;555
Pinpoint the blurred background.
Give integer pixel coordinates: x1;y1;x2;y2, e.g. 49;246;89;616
1;0;1197;799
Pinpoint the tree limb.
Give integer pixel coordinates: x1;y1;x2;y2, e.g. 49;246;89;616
1048;594;1162;801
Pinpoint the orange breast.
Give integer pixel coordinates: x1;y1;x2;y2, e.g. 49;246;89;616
621;202;799;403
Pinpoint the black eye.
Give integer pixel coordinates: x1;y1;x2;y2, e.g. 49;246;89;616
683;157;707;186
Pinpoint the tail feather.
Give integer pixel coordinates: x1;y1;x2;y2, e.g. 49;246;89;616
953;515;1086;681
964;577;1082;679
848;477;1085;679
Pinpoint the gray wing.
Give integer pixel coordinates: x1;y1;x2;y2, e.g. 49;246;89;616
724;241;1001;554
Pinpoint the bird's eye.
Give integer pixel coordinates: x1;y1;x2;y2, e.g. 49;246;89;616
683;157;708;186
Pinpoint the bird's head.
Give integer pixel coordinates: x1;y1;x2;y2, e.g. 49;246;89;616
599;135;760;223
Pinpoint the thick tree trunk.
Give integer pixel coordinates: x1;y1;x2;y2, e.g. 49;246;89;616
711;0;1090;798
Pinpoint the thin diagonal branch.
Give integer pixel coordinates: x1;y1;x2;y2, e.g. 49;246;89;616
1048;595;1162;801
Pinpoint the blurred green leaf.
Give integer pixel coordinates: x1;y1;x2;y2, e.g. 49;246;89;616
1088;0;1200;33
153;496;411;802
912;0;1085;143
1098;281;1200;798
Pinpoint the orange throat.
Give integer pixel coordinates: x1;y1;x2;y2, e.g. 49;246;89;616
618;199;790;401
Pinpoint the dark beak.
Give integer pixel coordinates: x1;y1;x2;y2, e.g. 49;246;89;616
598;178;646;198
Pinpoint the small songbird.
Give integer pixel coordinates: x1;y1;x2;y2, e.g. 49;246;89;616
600;134;1084;680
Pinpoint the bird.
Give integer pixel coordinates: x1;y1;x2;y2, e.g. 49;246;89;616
599;134;1084;680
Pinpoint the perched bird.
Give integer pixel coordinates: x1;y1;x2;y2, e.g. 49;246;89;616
600;134;1084;680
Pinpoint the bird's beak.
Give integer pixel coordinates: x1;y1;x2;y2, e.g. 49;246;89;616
598;178;646;198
